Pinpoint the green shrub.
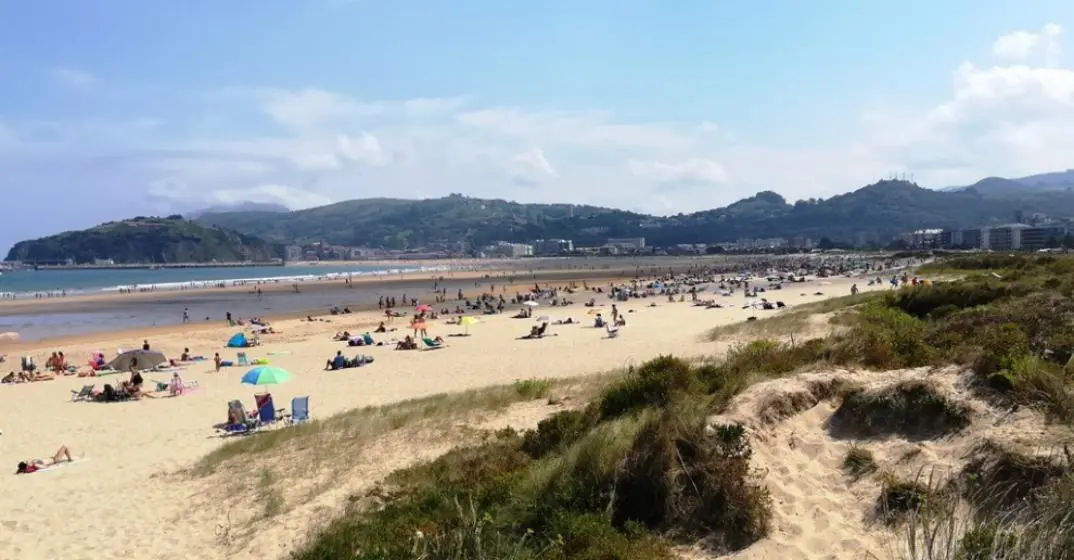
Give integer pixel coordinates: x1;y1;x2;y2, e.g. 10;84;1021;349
598;356;701;419
972;323;1031;376
613;409;771;552
828;381;972;440
521;407;600;459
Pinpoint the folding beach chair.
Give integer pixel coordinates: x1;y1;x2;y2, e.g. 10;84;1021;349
422;337;444;349
221;399;257;434
70;385;95;401
288;396;310;425
254;393;283;425
237;352;250;367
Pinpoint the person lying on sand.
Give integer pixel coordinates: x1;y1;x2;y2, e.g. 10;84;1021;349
395;336;418;351
16;445;75;474
3;371;54;383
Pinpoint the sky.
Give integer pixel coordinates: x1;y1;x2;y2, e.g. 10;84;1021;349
1;1;1073;252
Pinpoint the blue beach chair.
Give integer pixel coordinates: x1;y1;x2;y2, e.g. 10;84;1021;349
254;393;282;425
289;396;310;425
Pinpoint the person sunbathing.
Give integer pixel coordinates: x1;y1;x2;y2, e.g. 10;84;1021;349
16;445;75;474
395;336;418;350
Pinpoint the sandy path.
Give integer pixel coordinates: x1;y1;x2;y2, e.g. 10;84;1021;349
0;276;873;559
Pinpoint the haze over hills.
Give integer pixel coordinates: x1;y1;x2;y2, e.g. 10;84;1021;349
185;202;292;219
939;170;1074;194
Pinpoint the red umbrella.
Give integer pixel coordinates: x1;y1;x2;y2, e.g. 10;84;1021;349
415;304;432;312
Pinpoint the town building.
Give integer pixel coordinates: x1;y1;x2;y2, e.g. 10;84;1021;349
605;237;646;250
486;242;534;258
533;238;574;255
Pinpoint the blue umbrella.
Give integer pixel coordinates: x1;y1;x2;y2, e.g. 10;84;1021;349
240;366;293;386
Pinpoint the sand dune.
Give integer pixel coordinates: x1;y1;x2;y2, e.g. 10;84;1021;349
703;366;1071;560
0;276;874;559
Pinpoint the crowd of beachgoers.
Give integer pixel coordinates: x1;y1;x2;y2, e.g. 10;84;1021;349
0;253;927;559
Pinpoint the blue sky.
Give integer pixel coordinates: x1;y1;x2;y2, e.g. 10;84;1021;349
1;0;1073;253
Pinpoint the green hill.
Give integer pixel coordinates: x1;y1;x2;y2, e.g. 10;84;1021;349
195;181;1074;249
197;193;649;249
5;216;283;264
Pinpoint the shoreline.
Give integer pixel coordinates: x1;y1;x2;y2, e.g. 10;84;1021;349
0;265;640;313
0;254;889;345
6;271;634;351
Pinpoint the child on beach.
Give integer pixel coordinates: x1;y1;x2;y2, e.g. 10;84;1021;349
214;353;222;373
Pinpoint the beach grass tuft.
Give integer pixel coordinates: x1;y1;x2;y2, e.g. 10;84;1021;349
192;377;565;476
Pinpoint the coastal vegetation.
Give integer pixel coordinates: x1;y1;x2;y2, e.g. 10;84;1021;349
194;179;1074;249
239;252;1074;559
4;216;283;264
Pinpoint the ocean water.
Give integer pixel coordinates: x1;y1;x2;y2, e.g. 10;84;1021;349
0;263;497;342
0;264;451;295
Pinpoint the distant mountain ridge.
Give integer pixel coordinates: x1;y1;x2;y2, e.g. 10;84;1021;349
14;170;1074;258
939;170;1074;194
193;173;1074;249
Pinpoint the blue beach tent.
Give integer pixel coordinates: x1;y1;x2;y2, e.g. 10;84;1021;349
226;332;248;348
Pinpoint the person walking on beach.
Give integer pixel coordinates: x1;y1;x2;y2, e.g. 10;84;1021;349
213;352;222;373
226;312;233;327
182;308;190;324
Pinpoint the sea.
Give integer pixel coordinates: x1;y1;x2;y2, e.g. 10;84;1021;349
0;263;499;342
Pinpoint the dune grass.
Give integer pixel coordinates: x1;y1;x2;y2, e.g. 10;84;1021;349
706;291;882;341
198;253;1074;559
193;377;565;476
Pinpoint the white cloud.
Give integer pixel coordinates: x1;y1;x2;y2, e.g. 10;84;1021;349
629;158;728;185
49;67;99;90
3;21;1074;237
864;23;1074;186
338;133;391;166
993;24;1063;64
262;88;361;130
510;147;558;184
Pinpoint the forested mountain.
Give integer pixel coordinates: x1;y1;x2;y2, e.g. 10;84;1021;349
195;180;1074;249
6;217;283;264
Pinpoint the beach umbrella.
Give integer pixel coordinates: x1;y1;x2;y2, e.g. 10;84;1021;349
0;332;19;343
415;304;432;312
523;301;539;307
241;366;293;386
108;349;167;371
458;315;478;335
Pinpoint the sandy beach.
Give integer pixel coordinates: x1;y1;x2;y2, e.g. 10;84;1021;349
0;274;884;560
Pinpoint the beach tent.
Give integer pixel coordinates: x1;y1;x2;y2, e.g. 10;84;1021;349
226;333;249;348
107;349;167;371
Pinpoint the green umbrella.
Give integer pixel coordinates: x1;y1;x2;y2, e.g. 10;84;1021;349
241;366;293;386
